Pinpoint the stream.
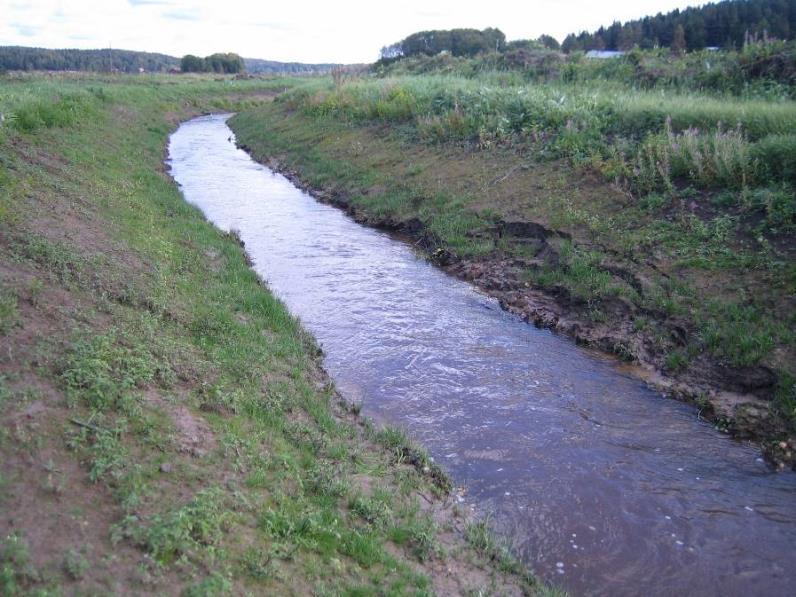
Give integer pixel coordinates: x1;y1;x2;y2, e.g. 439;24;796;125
168;114;796;596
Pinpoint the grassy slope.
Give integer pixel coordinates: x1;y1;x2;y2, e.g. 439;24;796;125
0;74;550;595
230;74;795;465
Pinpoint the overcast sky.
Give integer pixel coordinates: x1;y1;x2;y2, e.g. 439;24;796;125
1;0;705;63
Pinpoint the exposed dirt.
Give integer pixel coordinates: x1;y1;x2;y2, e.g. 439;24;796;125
246;152;795;471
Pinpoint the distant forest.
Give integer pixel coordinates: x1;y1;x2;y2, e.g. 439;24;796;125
0;46;179;72
244;58;341;74
0;46;340;74
562;0;796;52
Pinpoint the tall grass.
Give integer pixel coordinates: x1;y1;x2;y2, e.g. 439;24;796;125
285;76;796;142
629;119;758;192
281;75;796;198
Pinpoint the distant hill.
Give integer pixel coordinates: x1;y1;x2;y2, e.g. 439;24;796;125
0;46;343;74
562;0;796;52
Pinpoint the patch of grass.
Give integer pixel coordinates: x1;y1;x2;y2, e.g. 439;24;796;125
240;547;275;581
0;534;41;595
664;349;690;372
119;487;232;566
12;236;92;286
374;426;452;493
182;572;233;596
0;289;19;335
700;300;786;367
349;493;392;529
390;512;438;561
62;548;89;580
774;374;796;430
60;331;163;411
465;519;535;583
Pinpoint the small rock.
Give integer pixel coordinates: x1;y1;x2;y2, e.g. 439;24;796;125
159;462;174;473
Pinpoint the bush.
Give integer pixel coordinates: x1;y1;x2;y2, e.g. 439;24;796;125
747;184;796;231
751;134;796;185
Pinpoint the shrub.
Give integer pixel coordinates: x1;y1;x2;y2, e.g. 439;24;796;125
751;134;796;185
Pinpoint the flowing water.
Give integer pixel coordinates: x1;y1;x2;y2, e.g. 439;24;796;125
168;114;796;596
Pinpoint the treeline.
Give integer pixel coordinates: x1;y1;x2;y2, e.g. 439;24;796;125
180;53;245;74
0;46;178;72
244;58;342;74
562;0;796;52
0;46;338;75
380;28;507;60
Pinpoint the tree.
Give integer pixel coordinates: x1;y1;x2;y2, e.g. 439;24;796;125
672;24;687;54
205;53;245;73
179;53;244;74
537;34;561;50
552;0;795;52
180;54;205;72
385;28;507;59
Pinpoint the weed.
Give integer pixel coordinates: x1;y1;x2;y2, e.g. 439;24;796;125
61;331;160;411
62;548;89;580
241;547;275;581
120;487;232;565
374;426;452;493
0;533;40;594
306;464;349;497
0;289;19;335
349;493;392;529
392;515;437;561
25;278;44;308
465;519;530;579
182;572;233;596
700;300;781;367
0;375;9;407
665;349;690;372
774;374;796;430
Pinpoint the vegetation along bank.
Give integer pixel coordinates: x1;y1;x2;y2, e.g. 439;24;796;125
0;73;556;594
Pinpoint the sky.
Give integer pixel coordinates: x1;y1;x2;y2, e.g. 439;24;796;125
1;0;707;63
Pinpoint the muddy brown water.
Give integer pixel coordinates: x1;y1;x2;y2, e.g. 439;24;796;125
168;114;796;596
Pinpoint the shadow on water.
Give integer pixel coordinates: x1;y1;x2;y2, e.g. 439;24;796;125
168;114;796;597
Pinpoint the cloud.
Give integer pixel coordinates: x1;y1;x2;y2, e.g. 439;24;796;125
251;21;294;32
163;10;199;21
11;23;40;37
129;0;172;6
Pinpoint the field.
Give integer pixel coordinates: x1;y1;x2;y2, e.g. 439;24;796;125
230;46;796;466
0;73;552;594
